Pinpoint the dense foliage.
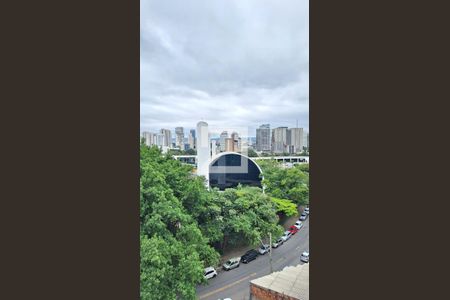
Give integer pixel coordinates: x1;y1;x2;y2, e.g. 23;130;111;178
247;148;258;157
269;197;298;216
140;144;284;299
259;160;310;207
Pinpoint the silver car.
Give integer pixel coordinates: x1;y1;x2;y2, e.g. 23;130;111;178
300;251;310;263
222;257;241;271
294;220;303;229
281;230;292;242
272;237;284;248
258;244;271;255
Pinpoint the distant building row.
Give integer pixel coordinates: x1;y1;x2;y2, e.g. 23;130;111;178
142;123;309;155
256;124;309;154
213;131;242;154
142;127;196;151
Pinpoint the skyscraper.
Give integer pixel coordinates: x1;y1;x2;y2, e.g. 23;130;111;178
175;127;184;149
196;121;210;185
188;129;196;149
225;137;234;152
142;131;156;146
272;127;288;153
160;129;172;147
230;132;240;152
219;131;228;152
287;128;304;154
256;124;271;152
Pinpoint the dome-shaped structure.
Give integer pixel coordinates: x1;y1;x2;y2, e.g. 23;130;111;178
209;152;262;190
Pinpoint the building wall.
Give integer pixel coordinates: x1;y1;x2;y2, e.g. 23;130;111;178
160;129;171;147
256;124;271;151
219;131;228;152
142;132;151;146
175;127;184;149
225;137;234;152
196;121;210;185
250;284;298;300
287;128;304;153
272;127;288;153
188;129;196;149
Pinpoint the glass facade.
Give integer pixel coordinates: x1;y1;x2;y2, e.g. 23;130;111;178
209;153;262;190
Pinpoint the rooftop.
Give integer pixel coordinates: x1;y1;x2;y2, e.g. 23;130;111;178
250;263;309;300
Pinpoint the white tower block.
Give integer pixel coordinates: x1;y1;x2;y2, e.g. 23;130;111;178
196;121;210;186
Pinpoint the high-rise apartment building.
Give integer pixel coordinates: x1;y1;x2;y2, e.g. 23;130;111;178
287;128;304;154
142;131;158;146
230;132;241;152
219;131;228;152
225;138;234;152
142;132;151;146
175;127;184;149
272;127;288;153
188;129;196;149
160;129;172;147
196;121;210;185
256;124;271;152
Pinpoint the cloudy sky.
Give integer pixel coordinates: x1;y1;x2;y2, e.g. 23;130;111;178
141;0;309;136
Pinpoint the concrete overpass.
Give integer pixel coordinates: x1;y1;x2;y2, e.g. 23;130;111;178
173;154;309;165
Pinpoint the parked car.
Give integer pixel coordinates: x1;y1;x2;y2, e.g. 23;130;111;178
304;207;310;215
204;267;218;279
222;257;241;271
299;213;307;221
241;249;259;263
294;220;303;229
272;237;284;248
258;244;271;255
300;251;310;263
281;230;292;242
289;226;299;234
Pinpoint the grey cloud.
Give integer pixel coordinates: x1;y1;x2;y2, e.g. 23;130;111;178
141;0;309;134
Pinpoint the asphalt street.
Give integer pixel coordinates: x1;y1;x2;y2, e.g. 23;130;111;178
196;217;309;300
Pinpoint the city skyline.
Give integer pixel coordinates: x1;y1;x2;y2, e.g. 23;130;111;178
140;0;309;133
141;122;309;139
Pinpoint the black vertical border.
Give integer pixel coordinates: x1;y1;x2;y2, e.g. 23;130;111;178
311;0;449;299
1;1;140;298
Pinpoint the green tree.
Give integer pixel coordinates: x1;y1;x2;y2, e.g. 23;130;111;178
270;197;298;216
197;186;283;251
140;143;287;299
298;163;309;173
258;160;309;206
140;143;219;300
185;148;197;155
247;148;258;157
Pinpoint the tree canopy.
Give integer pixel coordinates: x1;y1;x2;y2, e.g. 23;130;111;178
140;144;284;299
258;160;310;207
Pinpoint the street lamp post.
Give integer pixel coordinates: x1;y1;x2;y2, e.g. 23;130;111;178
269;232;273;273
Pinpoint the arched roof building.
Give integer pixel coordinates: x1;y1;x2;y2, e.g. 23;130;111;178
209;152;263;190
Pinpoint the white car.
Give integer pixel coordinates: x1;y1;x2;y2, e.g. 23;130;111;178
304;207;310;215
272;237;284;248
258;244;271;255
294;220;303;229
299;213;307;221
300;251;310;263
222;257;241;271
281;230;292;242
204;267;217;279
